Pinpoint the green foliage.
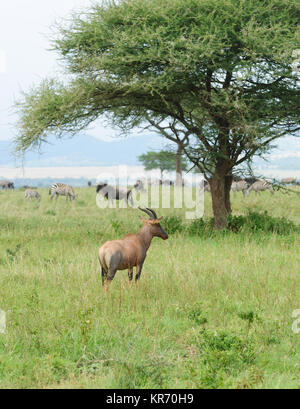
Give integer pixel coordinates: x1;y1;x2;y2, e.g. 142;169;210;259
45;209;56;216
138;150;187;175
15;0;300;164
187;329;256;388
6;244;21;263
187;303;208;325
161;215;184;234
111;219;125;235
187;218;214;237
228;211;299;235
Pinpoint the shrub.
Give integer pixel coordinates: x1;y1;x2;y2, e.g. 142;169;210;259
228;211;298;235
187;218;214;237
193;329;256;388
187;302;208;325
162;215;184;234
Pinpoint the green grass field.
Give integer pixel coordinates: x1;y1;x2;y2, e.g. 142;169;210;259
0;187;299;388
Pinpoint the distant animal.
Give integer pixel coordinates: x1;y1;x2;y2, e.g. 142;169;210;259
98;207;168;292
231;180;249;197
199;180;210;192
245;180;274;196
162;179;174;186
133;179;146;193
25;189;41;202
281;177;296;185
0;180;14;190
244;177;260;186
49;183;75;201
96;183;134;207
204;180;211;192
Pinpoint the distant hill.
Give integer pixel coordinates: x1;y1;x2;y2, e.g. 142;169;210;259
0;133;164;167
0;133;299;179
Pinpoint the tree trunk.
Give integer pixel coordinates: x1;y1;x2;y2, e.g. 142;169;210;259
209;163;232;229
175;144;183;186
224;174;233;214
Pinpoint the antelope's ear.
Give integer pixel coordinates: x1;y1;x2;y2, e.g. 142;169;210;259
157;217;163;222
139;216;148;223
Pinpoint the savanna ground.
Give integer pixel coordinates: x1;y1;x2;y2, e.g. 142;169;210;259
0;186;299;389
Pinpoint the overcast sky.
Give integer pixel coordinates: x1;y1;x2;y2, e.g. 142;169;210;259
0;0;299;167
0;0;123;141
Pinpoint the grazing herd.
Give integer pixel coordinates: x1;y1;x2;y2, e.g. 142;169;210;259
202;178;276;197
0;176;298;292
0;176;297;206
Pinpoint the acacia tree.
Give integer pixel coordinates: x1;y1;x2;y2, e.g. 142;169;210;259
16;0;300;228
138;150;188;180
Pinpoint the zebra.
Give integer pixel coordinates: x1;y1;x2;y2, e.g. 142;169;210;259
49;183;76;201
231;180;249;197
245;180;274;196
133;179;146;193
25;189;41;202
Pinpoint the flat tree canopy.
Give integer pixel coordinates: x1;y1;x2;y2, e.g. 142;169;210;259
138;150;188;179
16;0;300;228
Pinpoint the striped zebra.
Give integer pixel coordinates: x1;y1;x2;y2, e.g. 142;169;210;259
25;189;41;202
231;180;249;197
245;180;274;196
49;183;76;201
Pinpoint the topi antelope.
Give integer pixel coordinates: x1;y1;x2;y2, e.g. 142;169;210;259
98;207;168;292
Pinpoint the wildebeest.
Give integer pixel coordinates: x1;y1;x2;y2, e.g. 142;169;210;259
49;183;76;201
245;180;274;196
96;183;134;207
98;207;168;292
25;189;41;202
0;180;14;190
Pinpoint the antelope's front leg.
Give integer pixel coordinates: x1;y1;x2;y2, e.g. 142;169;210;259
128;267;133;285
135;262;144;284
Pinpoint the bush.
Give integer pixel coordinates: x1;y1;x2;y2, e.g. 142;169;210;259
187;218;214;237
162;215;184;234
194;329;255;388
228;211;298;235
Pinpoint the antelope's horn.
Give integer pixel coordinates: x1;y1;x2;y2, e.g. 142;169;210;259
138;207;154;219
146;207;158;219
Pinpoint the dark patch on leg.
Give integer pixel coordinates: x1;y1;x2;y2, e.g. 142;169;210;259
101;267;108;286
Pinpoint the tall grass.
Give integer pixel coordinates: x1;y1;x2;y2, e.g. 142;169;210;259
0;187;299;388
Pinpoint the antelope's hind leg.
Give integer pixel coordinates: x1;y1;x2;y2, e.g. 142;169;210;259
101;266;108;287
